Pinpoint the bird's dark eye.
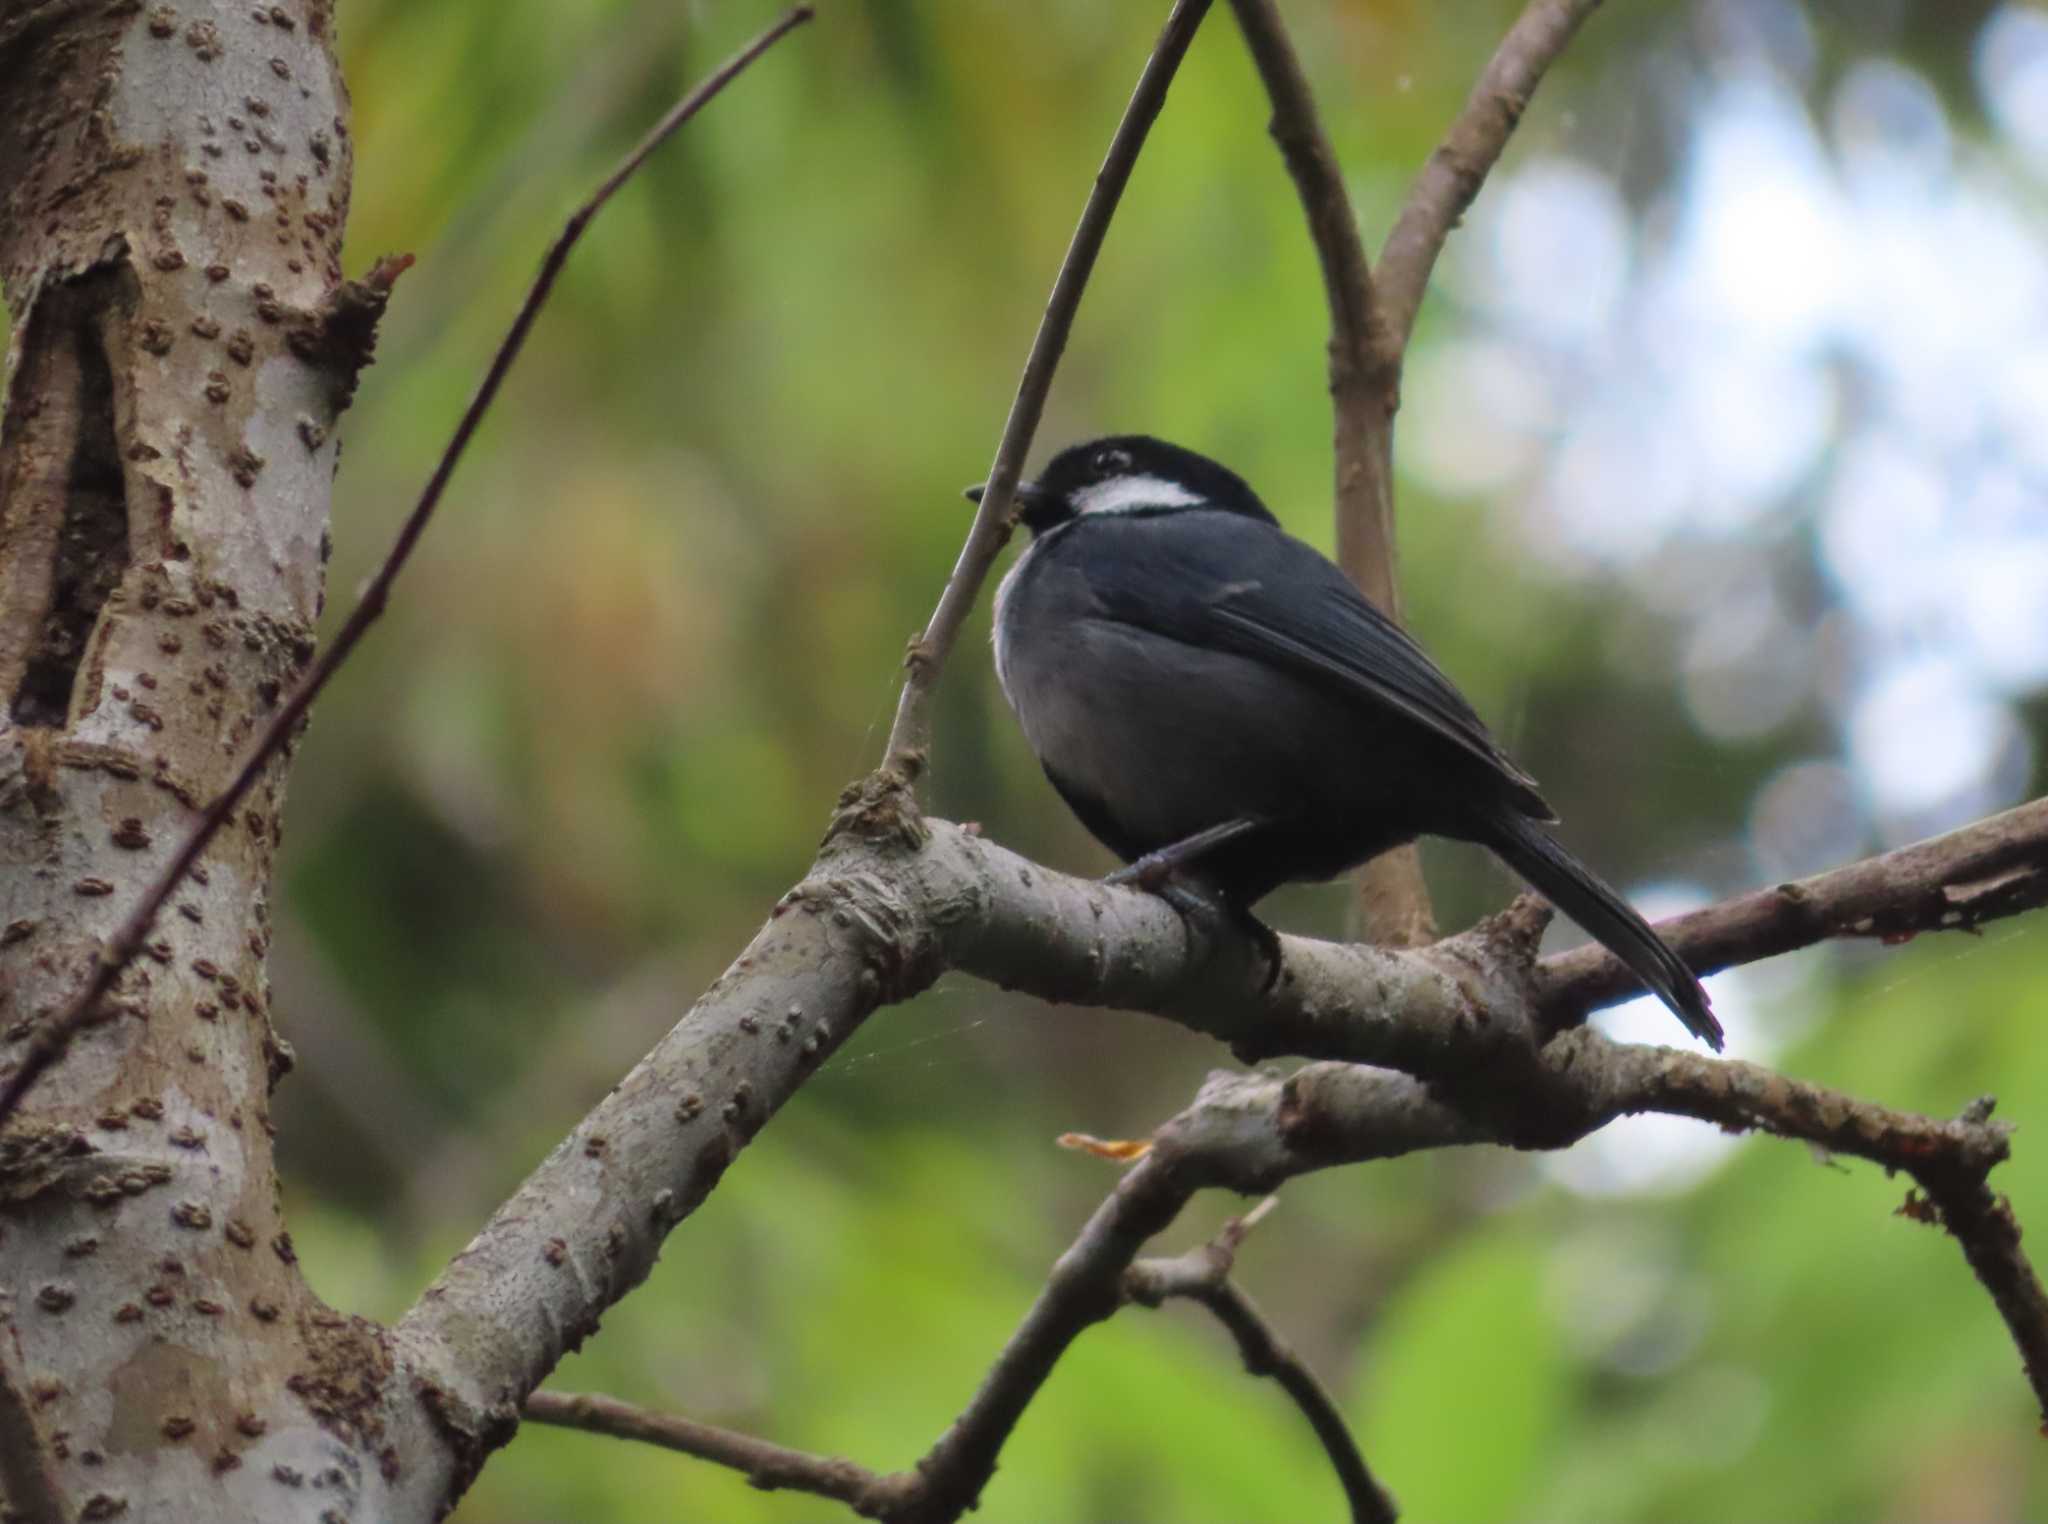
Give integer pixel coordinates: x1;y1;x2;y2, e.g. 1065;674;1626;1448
1092;447;1131;475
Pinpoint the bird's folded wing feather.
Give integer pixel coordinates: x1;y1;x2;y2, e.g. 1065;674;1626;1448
1084;512;1554;816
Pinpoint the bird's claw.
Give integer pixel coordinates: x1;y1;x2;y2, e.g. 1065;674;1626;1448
1237;908;1283;992
1105;873;1283;991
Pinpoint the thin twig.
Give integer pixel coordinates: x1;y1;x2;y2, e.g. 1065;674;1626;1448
1225;0;1434;948
1908;1112;2048;1427
881;0;1216;773
523;1390;913;1516
0;5;814;1135
897;1151;1196;1524
1202;1283;1394;1524
1375;0;1605;351
1126;1200;1398;1524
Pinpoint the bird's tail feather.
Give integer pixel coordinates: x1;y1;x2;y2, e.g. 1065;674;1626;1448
1480;810;1723;1050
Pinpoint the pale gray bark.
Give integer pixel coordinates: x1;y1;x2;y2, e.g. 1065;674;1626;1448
407;794;2046;1499
0;4;427;1520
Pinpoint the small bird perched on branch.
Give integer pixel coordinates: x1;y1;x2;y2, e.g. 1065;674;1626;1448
971;434;1722;1049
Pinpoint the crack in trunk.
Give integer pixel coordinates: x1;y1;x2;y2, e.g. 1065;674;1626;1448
4;268;132;727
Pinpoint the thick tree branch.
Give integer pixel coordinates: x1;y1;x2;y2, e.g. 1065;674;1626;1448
908;799;2048;1076
1226;0;1435;947
879;999;2028;1523
523;1390;910;1516
511;986;2044;1524
0;6;816;1137
882;0;1215;772
389;814;924;1511
1376;0;1605;352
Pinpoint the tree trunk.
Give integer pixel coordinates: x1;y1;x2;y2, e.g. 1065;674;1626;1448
0;3;403;1518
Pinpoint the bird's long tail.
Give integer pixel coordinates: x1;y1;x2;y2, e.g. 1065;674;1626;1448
1479;810;1723;1050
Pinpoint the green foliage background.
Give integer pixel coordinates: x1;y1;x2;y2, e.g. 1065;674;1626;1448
229;0;2048;1518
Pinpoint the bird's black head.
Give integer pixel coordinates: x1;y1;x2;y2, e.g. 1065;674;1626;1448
966;435;1278;534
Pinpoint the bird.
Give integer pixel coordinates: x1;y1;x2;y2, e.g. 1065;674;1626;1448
968;433;1722;1050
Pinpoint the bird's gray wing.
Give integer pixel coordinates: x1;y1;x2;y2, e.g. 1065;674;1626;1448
1080;509;1554;818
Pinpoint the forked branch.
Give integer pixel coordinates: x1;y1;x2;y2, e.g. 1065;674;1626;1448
528;1198;1396;1524
1124;1199;1398;1524
1376;0;1606;349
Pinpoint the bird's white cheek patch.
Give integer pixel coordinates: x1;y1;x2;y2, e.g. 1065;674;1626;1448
1071;475;1206;516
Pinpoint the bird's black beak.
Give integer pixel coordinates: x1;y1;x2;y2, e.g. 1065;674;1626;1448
962;479;1045;511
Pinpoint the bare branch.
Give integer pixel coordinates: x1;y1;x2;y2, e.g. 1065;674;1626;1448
1126;1202;1397;1524
898;801;2048;1076
523;1391;912;1517
1376;0;1604;352
390;828;925;1502
1142;1036;2006;1201
1908;1120;2048;1426
895;1151;1194;1523
1226;0;1392;607
1188;1279;1394;1522
891;981;2028;1524
1159;1044;2041;1415
882;0;1215;772
1225;0;1435;948
519;998;2036;1524
1537;794;2048;1024
524;1199;1396;1524
0;5;815;1137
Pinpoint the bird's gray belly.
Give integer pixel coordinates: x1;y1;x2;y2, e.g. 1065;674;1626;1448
1002;616;1384;851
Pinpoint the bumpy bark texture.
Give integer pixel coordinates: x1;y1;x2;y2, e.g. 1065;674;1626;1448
0;4;408;1519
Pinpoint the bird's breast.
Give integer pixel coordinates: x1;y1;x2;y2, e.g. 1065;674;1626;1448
990;537;1040;707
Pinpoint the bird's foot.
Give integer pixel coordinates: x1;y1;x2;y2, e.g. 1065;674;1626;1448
1108;873;1283;992
1233;905;1284;992
1103;853;1177;894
